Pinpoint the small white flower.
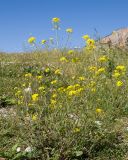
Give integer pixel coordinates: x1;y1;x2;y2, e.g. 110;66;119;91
16;147;21;152
95;120;102;126
68;114;74;118
24;87;32;93
25;146;32;153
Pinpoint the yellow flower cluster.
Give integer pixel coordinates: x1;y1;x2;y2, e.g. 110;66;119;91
66;84;84;96
82;34;89;40
96;108;103;113
25;73;32;78
60;57;68;62
52;17;60;23
98;55;108;62
51;80;57;84
32;94;39;101
28;37;36;44
41;40;47;44
54;69;62;75
116;80;123;87
112;65;126;78
66;28;73;33
68;50;74;54
82;35;96;51
96;67;105;75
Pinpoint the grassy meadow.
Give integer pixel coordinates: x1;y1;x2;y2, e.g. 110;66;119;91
0;18;128;160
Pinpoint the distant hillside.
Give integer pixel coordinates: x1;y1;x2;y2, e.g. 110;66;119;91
100;28;128;47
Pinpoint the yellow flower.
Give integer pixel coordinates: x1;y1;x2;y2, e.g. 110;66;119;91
45;68;50;73
55;69;62;75
71;57;79;63
36;75;43;80
116;65;126;72
88;66;97;72
60;57;68;62
50;99;57;105
15;90;21;96
86;45;96;51
91;88;96;92
51;80;57;84
22;83;26;87
67;85;74;90
66;28;73;33
112;70;121;78
86;39;95;46
89;81;96;87
96;108;102;113
28;36;36;44
96;68;105;75
98;55;108;62
68;90;77;96
17;100;23;105
25;73;32;78
41;39;47;44
74;84;80;88
116;81;123;87
82;35;90;40
73;127;80;133
52;17;60;23
32;94;39;101
28;103;34;107
68;50;74;54
58;87;66;92
52;93;57;98
78;76;85;81
38;86;45;91
32;115;37;121
76;88;84;93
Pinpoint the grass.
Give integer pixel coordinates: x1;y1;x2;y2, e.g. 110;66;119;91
0;47;128;160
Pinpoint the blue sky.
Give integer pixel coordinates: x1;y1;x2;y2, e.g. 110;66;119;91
0;0;128;52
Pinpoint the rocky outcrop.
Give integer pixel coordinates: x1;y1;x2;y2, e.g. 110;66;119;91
100;28;128;48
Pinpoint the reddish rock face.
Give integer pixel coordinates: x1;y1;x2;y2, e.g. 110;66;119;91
101;28;128;47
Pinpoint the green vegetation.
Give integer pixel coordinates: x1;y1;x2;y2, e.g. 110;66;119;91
0;47;128;160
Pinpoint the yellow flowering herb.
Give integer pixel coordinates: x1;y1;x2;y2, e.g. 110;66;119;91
37;75;43;80
82;35;90;40
55;69;62;75
50;99;57;105
73;127;80;133
116;65;126;72
38;86;45;91
32;115;37;121
96;108;102;113
68;50;74;54
28;36;36;44
51;80;57;84
32;94;39;101
98;55;108;62
60;57;68;62
116;81;123;87
78;76;85;81
41;39;47;44
86;39;95;46
68;90;77;96
66;28;73;33
52;93;57;98
112;71;121;78
52;17;60;23
25;73;32;78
